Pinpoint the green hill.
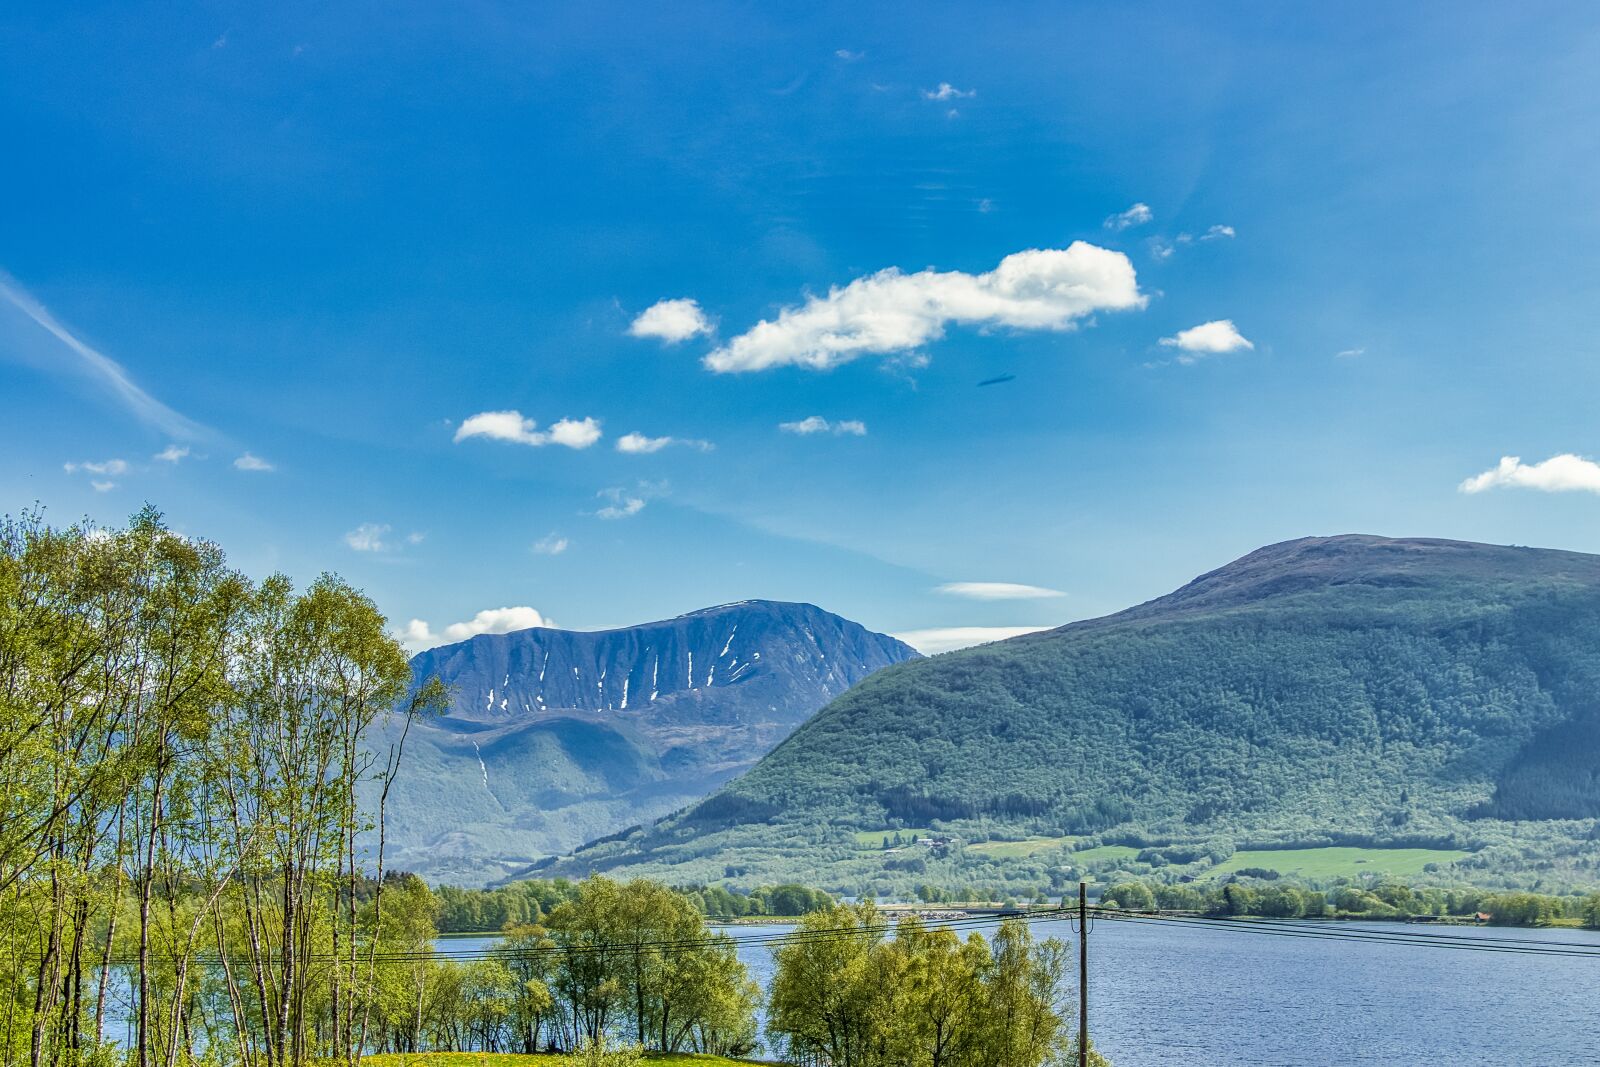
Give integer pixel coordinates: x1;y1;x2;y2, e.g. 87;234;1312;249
544;536;1600;894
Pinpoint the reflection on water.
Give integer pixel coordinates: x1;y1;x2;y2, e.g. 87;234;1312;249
449;918;1600;1067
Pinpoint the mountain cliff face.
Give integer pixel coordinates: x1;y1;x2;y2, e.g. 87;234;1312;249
552;536;1600;889
381;601;917;885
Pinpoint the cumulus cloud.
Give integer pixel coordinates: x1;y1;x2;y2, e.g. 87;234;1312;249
90;480;116;493
1459;454;1600;495
398;606;555;653
628;298;713;343
234;452;275;471
835;48;864;61
532;533;569;555
154;444;190;463
779;416;868;436
1201;224;1236;240
616;432;714;454
345;523;391;552
454;411;603;449
936;581;1067;600
64;458;128;476
1104;203;1153;231
705;243;1144;373
923;82;975;100
891;625;1052;655
1159;319;1253;362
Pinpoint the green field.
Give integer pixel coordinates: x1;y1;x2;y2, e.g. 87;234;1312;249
852;828;936;848
1205;846;1472;881
967;836;1074;858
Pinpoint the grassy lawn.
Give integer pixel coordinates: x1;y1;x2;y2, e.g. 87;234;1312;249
1205;846;1471;880
1065;844;1141;865
363;1055;752;1067
967;836;1074;858
851;828;936;848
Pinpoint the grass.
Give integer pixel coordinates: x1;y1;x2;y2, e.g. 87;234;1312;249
363;1055;752;1067
966;836;1074;859
851;828;936;848
1204;846;1472;881
1065;844;1141;865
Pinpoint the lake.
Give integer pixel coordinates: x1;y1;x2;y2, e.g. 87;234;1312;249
447;916;1600;1067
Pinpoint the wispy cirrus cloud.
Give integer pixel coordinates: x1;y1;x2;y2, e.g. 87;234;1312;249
703;243;1144;373
531;533;569;555
1459;454;1600;495
234;452;275;471
936;581;1066;600
1103;203;1153;231
628;298;713;343
154;444;190;463
454;411;602;449
616;432;714;454
779;416;867;436
0;272;207;439
892;625;1052;655
594;481;666;520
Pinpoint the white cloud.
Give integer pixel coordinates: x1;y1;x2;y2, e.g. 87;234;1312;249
64;458;128;476
1104;202;1153;231
532;533;569;555
616;432;714;454
923;82;975;100
628;298;713;343
90;480;116;493
398;605;555;653
1201;224;1236;240
779;416;868;436
1335;347;1366;359
343;523;424;553
936;581;1067;600
0;273;205;439
154;444;190;463
454;411;603;449
1159;319;1254;362
835;49;864;61
234;452;275;471
705;243;1144;373
891;625;1052;655
594;481;665;520
1459;454;1600;495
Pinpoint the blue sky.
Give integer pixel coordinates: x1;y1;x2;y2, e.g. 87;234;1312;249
4;2;1600;653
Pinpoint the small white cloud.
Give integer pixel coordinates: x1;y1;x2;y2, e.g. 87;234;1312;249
532;533;569;555
1159;319;1254;362
891;625;1052;655
936;581;1067;600
1459;454;1600;495
706;242;1144;373
90;480;116;493
398;605;555;653
923;82;975;100
1335;347;1366;359
779;416;868;436
835;48;864;61
628;298;713;343
594;481;664;520
406;531;426;546
454;411;603;449
234;452;275;471
616;432;714;454
1201;224;1236;240
345;523;391;552
1104;202;1154;231
977;198;995;214
64;458;129;476
154;444;190;463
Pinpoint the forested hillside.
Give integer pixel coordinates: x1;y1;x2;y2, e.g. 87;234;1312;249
551;536;1600;893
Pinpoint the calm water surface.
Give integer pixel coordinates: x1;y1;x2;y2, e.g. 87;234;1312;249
449;918;1600;1067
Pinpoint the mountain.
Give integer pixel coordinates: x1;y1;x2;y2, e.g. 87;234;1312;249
551;536;1600;892
380;600;918;885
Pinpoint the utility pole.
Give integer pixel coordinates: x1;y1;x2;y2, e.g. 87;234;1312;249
1078;881;1089;1067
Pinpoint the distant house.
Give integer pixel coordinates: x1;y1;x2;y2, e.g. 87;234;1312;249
1474;912;1492;923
